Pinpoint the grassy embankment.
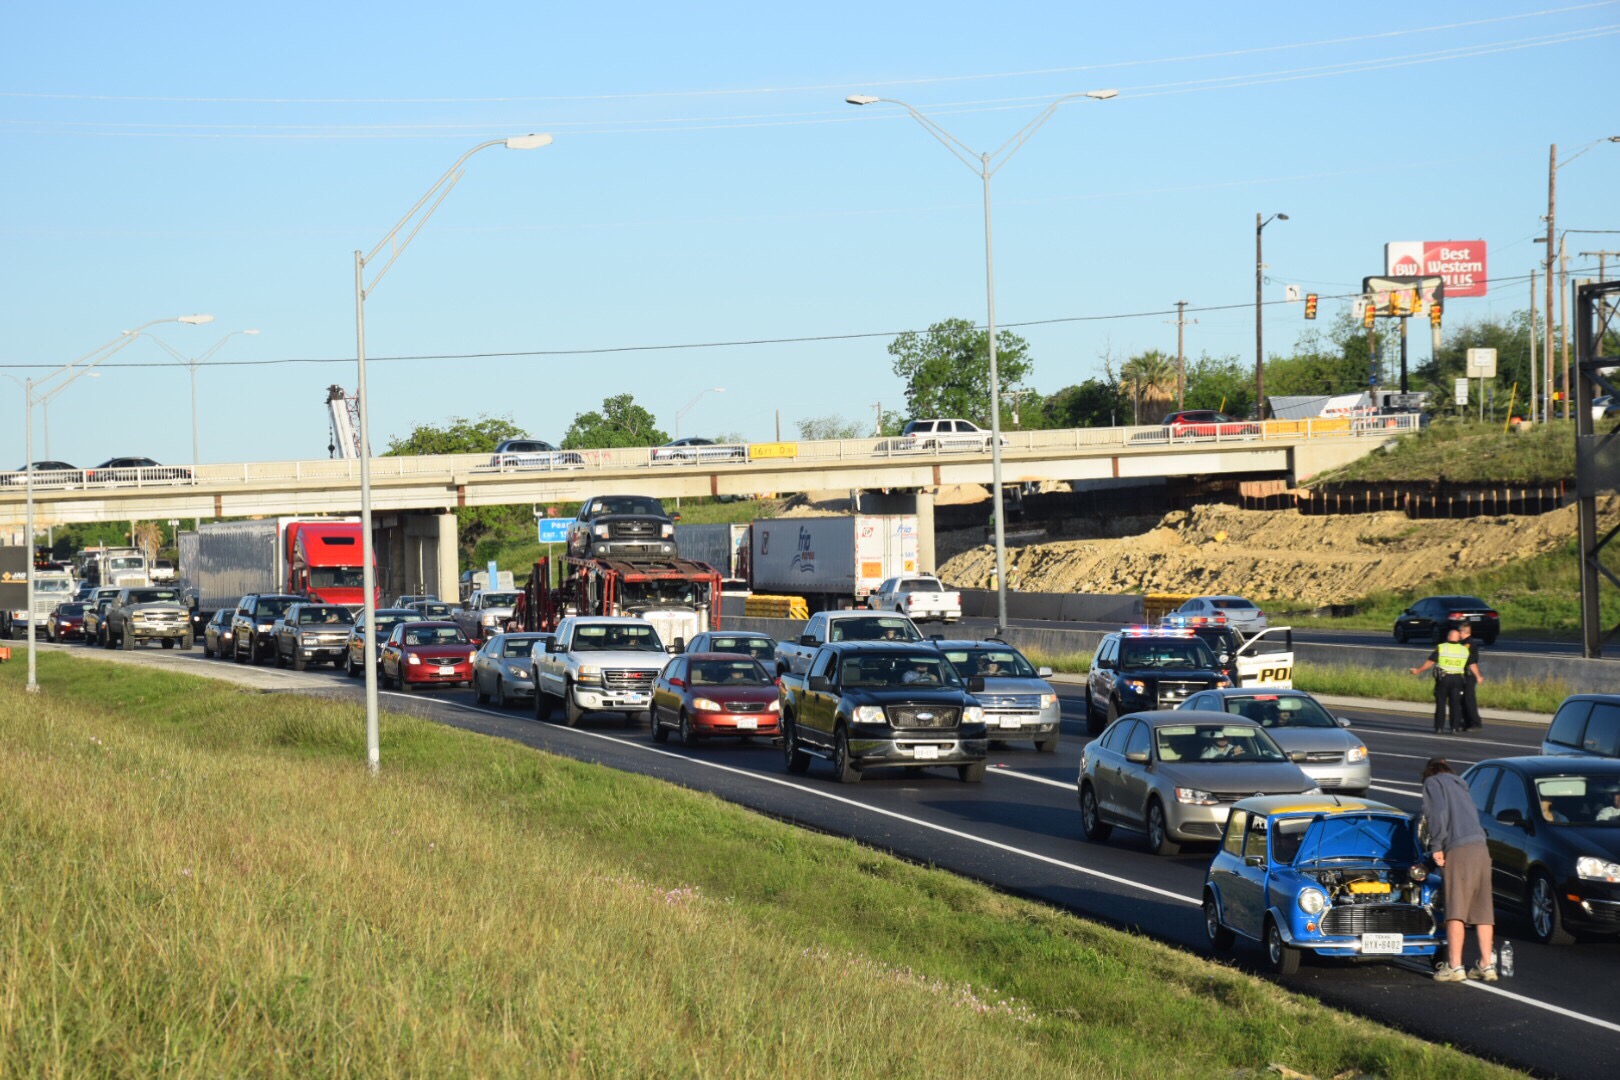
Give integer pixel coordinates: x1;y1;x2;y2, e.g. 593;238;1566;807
0;653;1518;1078
1019;647;1565;716
1308;419;1574;486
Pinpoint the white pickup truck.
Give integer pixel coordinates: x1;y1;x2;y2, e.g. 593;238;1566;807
773;610;924;677
867;574;962;623
532;615;674;727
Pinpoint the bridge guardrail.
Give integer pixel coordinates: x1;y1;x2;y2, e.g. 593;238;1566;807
0;415;1419;494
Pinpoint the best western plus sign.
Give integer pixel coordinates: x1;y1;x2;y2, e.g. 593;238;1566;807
1385;240;1488;297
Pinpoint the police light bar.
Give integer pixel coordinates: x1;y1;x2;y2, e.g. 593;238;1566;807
1121;626;1196;638
1161;614;1227;627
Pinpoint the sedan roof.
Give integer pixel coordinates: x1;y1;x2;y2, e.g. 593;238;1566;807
1477;756;1620;777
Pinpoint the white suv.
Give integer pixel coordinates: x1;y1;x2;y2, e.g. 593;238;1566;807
900;418;1007;451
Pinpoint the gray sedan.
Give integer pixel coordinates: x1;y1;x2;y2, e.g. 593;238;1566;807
1078;710;1316;856
1179;688;1369;794
473;632;554;708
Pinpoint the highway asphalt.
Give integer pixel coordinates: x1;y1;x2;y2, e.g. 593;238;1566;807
38;641;1620;1078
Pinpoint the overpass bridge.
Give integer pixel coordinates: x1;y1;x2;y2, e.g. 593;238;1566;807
0;417;1412;600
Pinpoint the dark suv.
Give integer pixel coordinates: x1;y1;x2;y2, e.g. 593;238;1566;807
1084;629;1230;735
567;495;677;560
231;594;303;664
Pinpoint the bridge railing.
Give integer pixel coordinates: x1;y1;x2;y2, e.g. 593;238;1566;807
0;414;1419;493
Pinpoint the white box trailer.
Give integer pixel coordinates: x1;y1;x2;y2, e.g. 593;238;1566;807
749;515;918;611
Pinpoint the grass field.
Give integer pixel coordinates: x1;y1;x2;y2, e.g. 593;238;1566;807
0;654;1519;1078
1307;420;1575;486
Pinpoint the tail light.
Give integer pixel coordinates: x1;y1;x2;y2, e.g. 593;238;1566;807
1447;612;1466;620
1485;611;1498;618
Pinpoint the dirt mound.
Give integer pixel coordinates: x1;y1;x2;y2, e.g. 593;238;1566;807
938;498;1619;606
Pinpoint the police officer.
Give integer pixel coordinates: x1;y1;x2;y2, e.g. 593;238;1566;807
1457;623;1485;731
1410;628;1470;734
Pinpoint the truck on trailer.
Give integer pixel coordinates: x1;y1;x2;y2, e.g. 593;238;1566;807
179;518;377;618
508;555;722;650
749;515;919;612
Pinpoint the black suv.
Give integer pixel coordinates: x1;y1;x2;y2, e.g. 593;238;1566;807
1084;629;1230;735
567;495;677;560
231;594;303;664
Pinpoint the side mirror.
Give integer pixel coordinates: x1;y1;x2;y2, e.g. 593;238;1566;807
807;675;830;693
1336;717;1353;728
1125;749;1150;764
671;512;682;522
670;637;686;655
1495;808;1526;828
547;639;563;653
1243;855;1266;869
967;675;986;693
1037;666;1054;678
799;634;817;646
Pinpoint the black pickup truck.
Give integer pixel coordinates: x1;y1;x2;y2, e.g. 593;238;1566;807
777;641;989;784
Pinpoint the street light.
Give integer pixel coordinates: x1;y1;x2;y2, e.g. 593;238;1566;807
675;387;725;437
846;88;1116;634
1255;212;1288;410
145;329;260;470
1541;136;1617;420
14;313;212;693
353;133;553;776
38;373;99;459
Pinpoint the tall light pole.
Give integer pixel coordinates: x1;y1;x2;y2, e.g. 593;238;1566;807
1255;212;1288;413
675;387;725;437
13;314;213;692
353;132;552;776
846;88;1116;634
146;328;260;470
1541;137;1618;419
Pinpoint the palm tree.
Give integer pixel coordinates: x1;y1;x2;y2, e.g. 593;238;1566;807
1119;350;1178;424
131;522;164;564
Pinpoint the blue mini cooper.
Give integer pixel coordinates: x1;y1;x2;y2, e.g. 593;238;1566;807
1203;796;1442;974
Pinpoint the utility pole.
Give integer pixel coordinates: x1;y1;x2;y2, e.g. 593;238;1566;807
872;401;883;437
1167;300;1195;408
1546;143;1558;419
1561;238;1571;417
1529;269;1539;423
1578;251;1620;357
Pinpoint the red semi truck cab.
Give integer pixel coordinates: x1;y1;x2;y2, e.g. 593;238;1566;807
283;520;378;608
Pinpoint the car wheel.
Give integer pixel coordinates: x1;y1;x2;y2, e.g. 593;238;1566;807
679;711;699;747
1483;634;1498;646
1035;733;1059;754
783;718;810;774
494;679;508;708
1264;916;1301;975
1393;625;1406;643
293;654;307;673
958;761;986;783
1204;892;1236;951
833;727;860;784
1105;699;1121;726
1084;690;1105;737
202;638;213;658
346;655;359;678
475;678;490;705
1529;871;1575;945
234;639;247;664
120;628;134;650
1080;783;1112;842
1146;799;1181;856
564;685;586;727
651;709;670;743
47;626;57;644
535;687;555;723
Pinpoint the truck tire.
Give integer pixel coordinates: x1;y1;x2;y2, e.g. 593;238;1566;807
292;654;307;673
181;634;193;652
564;684;586;727
957;761;986;783
535;687;554;722
234;639;248;664
120;627;134;650
1035;733;1059;754
833;727;860;784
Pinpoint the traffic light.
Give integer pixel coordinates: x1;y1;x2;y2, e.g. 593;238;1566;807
1391;293;1408;317
1430;301;1442;328
1363;300;1376;328
1304;293;1318;320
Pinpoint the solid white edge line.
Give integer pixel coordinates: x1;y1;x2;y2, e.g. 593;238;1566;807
396;693;1620;1036
990;766;1073;789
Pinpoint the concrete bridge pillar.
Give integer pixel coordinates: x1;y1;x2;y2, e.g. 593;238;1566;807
857;488;936;574
374;512;459;603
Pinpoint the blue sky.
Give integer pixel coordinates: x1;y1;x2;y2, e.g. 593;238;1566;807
2;1;1616;466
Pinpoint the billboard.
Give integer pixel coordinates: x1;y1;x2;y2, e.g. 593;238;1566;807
1385;241;1487;297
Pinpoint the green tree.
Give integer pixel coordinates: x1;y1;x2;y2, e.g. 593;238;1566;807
1040;378;1127;428
887;317;1033;424
1183;355;1254;418
383;414;529;558
796;414;865;440
1118;349;1179;424
561;393;668;450
1418;313;1537;416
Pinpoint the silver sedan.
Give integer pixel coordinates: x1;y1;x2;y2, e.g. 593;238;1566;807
473;632;554;708
1178;688;1370;795
1077;710;1316;856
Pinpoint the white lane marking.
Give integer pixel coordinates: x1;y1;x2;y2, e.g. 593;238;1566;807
393;695;1620;1036
1373;750;1477;764
1368;784;1421;799
990;766;1073;790
1352;728;1531;750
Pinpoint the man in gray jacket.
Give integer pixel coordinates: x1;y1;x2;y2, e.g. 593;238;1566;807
1421;757;1496;982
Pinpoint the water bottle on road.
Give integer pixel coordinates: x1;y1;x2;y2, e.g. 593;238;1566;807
1497;939;1514;978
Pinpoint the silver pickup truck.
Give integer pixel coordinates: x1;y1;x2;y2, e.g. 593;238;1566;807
773;610;923;677
532;616;674;727
104;586;192;650
452;589;521;644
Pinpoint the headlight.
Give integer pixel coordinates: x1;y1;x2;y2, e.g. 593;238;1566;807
1175;787;1218;805
1040;693;1058;709
1408;863;1429;882
1125;679;1148;694
1346;745;1368;763
661;523;675;538
692;697;722;712
1215;675;1233;687
511;668;531;680
852;705;886;723
221;631;233;640
407;654;421;666
1577;856;1620;883
592;524;610;538
577;665;602;684
481;614;497;625
258;623;272;632
1298;888;1327;915
767;699;780;712
962;705;985;724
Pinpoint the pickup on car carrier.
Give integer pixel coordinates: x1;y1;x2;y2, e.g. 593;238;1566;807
533;615;674;727
773;610;923;676
777;641;989;783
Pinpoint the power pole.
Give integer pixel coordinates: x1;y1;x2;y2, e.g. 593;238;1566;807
1546;143;1559;419
1561;238;1571;418
1529;269;1539;423
1578;251;1620;357
872;401;883;437
1167;300;1195;408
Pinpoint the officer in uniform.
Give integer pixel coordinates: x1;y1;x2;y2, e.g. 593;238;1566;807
1457;623;1485;731
1410;628;1471;734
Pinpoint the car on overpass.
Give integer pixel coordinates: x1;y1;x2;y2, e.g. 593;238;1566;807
895;418;1006;452
83;456;193;485
487;438;584;471
1162;410;1262;439
652;437;747;464
2;460;80;486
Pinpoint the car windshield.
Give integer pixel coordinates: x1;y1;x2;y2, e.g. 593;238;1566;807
620;580;701;607
419;603;454;617
1153;724;1287;762
828;617;923;643
571;624;665;652
900;578;942;592
942;648;1037;678
1119;638;1217;669
839;652;963;689
37;578;72;592
126;589;180;604
689;659;772;686
254;598;295;619
481;592;521;607
58;603;85;616
307;568;366;589
502;636;547;658
108;557;144;571
405;626;469;646
1535;776;1620;826
298;607;354;625
595;497;665;517
1221;694;1336;729
706;636;775;661
1290;814;1419;865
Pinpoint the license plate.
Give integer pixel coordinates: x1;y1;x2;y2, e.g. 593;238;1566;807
1361;933;1403;954
438;665;456;675
735;717;757;730
913;745;939;760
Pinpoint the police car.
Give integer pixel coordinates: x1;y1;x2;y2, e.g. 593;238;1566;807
1085;627;1231;735
1159;615;1295;689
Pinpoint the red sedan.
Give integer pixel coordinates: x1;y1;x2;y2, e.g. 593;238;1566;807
47;602;87;642
1161;410;1262;438
651;653;781;746
380;620;476;692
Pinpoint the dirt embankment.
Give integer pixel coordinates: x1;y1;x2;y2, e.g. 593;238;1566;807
938;498;1619;606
